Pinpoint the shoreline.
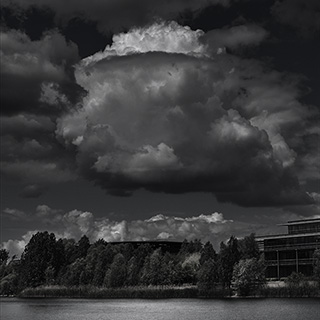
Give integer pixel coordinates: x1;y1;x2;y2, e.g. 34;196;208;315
10;285;320;299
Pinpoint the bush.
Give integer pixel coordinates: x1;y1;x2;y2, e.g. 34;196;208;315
232;258;266;296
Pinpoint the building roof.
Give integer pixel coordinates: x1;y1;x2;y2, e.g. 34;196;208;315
278;218;320;226
256;232;320;241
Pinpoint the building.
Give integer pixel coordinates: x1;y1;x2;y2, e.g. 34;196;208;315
110;240;183;254
256;218;320;279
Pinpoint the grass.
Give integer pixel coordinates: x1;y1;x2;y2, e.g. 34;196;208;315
18;283;320;299
19;285;199;299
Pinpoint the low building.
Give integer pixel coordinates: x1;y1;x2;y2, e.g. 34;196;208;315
256;218;320;279
110;240;183;254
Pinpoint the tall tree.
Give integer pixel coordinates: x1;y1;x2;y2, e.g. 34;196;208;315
20;232;59;287
62;258;86;286
77;235;90;259
126;256;140;286
92;245;112;286
141;249;165;285
109;253;127;288
200;241;216;265
232;258;266;296
219;236;240;288
197;259;219;294
239;233;260;259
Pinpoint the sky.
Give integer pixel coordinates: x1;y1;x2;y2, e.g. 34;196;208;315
1;0;319;256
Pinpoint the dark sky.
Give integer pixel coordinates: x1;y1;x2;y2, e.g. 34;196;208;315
1;0;319;255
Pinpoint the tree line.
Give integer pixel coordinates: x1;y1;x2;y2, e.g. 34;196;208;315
1;232;320;297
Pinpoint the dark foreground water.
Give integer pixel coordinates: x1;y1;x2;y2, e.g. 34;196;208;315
1;298;319;320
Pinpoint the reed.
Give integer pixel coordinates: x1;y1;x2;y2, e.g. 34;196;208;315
19;285;199;299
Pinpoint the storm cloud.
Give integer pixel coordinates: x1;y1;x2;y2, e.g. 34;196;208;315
53;21;317;206
0;29;85;116
2;0;230;33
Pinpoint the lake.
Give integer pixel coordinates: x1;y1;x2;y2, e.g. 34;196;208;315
1;298;319;320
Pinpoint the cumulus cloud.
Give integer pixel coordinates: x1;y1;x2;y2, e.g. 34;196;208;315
82;21;207;65
0;29;84;115
203;24;268;53
1;19;318;207
54;21;317;205
4;202;319;257
2;0;230;34
1;205;249;256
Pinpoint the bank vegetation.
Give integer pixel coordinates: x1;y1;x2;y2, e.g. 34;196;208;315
1;232;320;298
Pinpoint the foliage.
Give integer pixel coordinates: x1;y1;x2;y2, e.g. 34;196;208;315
285;272;306;287
219;236;240;287
2;230;319;298
0;273;19;295
313;249;320;287
238;233;260;259
18;285;199;299
0;249;9;265
108;253;127;288
20;232;59;287
232;258;266;296
200;241;216;265
197;259;219;294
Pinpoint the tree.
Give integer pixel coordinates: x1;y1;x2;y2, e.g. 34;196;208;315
141;249;164;285
181;252;201;284
200;241;216;265
0;249;9;265
63;238;77;264
20;232;60;288
126;257;140;286
93;245;114;286
179;239;203;257
62;258;86;286
0;273;18;296
109;253;127;288
239;233;260;259
219;236;240;288
77;235;90;259
232;258;266;296
197;259;219;294
313;249;320;287
82;246;99;285
0;249;9;279
45;266;55;285
121;243;134;262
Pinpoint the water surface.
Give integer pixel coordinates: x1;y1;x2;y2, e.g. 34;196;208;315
1;298;319;320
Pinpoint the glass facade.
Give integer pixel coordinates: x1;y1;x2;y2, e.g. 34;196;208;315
257;219;320;279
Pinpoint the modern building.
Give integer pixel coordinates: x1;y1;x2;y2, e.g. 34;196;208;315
256;218;320;279
110;240;183;254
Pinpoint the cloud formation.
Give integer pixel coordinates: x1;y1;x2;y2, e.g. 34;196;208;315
1;114;76;194
1;205;241;256
203;24;268;53
0;29;84;115
2;0;230;33
1;17;318;206
54;21;317;205
3;201;320;257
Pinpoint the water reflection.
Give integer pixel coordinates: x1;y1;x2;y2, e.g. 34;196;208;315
1;298;319;320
